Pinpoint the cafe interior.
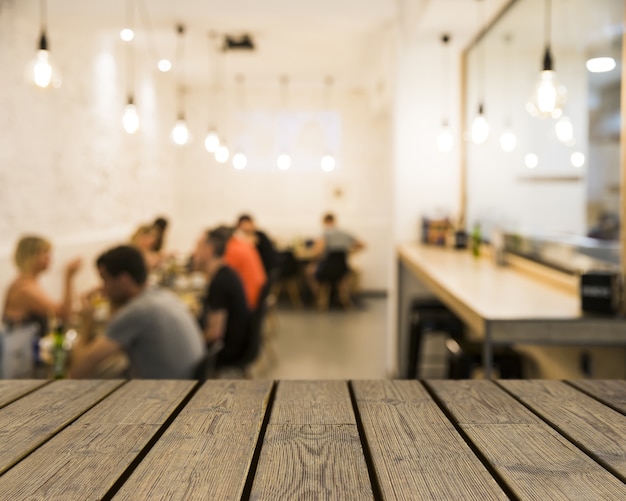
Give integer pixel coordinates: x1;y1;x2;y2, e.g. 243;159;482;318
0;0;625;381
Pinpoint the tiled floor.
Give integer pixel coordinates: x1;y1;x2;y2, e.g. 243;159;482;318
251;298;388;380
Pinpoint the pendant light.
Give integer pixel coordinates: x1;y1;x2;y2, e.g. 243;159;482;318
231;74;248;170
437;34;453;153
120;0;134;42
526;0;567;119
136;0;171;72
204;32;221;153
555;115;574;144
276;75;292;170
321;75;337;170
122;0;139;134
171;25;190;146
499;34;517;152
29;0;61;89
470;0;489;145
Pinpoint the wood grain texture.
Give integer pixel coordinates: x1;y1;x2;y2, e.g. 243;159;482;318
568;380;626;414
113;380;272;501
250;380;373;500
0;379;123;475
500;380;626;478
0;379;48;408
429;380;626;499
353;380;507;500
0;380;195;500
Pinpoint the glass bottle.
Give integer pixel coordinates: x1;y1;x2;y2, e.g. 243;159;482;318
51;322;67;379
471;223;482;258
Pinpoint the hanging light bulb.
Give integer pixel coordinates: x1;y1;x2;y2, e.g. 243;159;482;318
437;122;454;153
120;28;134;42
527;0;566;119
232;152;247;170
499;129;517;152
122;96;139;134
321;154;336;172
204;130;220;153
555;115;574;144
586;57;616;73
172;115;189;145
215;145;230;163
157;59;172;72
277;153;292;171
525;153;539;169
571;152;585;168
471;105;490;145
29;1;61;89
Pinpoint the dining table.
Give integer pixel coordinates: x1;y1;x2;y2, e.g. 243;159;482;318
0;378;624;499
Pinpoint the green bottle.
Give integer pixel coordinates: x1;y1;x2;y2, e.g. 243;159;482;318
52;323;67;379
471;223;482;257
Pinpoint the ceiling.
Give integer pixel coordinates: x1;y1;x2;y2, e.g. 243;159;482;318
10;0;510;89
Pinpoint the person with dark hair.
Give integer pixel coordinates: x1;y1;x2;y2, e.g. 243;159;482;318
236;214;277;277
307;212;365;309
70;245;205;379
223;222;267;310
152;216;169;252
193;228;250;369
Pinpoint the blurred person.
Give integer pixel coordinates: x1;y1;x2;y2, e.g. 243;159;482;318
222;224;267;310
69;245;205;379
193;227;250;369
130;224;162;269
151;216;169;252
2;235;82;336
236;214;277;277
307;213;365;308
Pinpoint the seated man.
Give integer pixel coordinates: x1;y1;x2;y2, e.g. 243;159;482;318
222;225;267;311
70;245;205;379
236;214;278;278
193;227;250;369
307;213;365;308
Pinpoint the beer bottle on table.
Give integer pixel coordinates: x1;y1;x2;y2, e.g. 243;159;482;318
51;322;67;379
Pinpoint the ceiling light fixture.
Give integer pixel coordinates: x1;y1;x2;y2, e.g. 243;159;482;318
29;0;61;89
471;0;489;145
526;0;567;118
499;34;517;152
122;0;139;134
136;0;170;73
321;75;337;170
205;32;221;153
586;57;616;73
277;75;292;170
555;115;574;144
231;74;248;170
171;25;190;146
437;34;454;153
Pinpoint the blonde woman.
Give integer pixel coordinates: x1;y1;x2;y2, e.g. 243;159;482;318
2;235;82;336
130;224;163;270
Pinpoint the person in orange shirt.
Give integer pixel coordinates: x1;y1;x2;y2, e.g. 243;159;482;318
221;225;267;311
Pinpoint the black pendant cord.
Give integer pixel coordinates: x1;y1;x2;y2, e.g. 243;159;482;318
441;34;451;126
137;0;160;69
175;25;186;118
125;0;135;101
544;0;552;51
477;0;486;111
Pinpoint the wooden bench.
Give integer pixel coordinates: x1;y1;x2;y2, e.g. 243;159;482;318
0;379;624;499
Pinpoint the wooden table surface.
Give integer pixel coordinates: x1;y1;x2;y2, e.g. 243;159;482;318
0;379;624;500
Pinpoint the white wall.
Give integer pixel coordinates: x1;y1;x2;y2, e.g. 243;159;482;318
0;4;178;305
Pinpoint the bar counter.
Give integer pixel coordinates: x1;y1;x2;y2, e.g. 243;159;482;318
397;244;626;377
0;379;625;499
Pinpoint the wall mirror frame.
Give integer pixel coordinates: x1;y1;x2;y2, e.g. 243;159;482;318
459;0;625;303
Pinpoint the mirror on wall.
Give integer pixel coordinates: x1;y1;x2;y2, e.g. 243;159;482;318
463;0;622;255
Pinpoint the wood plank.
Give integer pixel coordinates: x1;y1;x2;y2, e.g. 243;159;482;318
0;379;123;475
428;380;626;500
113;380;272;501
0;380;195;500
250;381;373;499
0;380;48;408
568;380;626;414
352;380;507;500
499;380;626;479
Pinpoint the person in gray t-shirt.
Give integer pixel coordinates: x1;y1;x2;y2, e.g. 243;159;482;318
306;213;365;309
70;245;205;379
